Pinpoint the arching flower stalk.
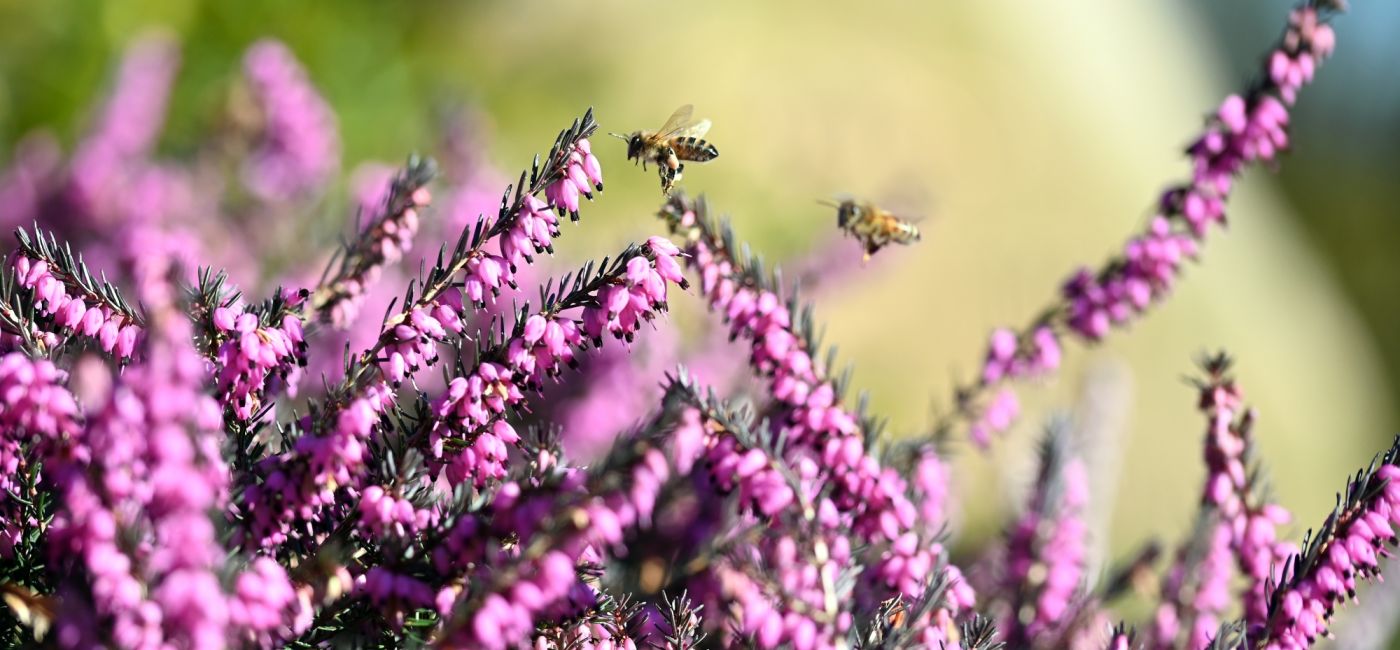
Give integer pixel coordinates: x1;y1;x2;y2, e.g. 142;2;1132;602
932;0;1345;447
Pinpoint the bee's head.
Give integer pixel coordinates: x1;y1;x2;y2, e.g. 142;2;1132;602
609;132;646;161
835;200;860;228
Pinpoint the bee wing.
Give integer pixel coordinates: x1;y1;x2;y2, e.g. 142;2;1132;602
816;192;857;211
672;118;711;139
655;104;699;139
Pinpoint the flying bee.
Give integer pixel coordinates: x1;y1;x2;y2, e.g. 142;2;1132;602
610;104;719;195
822;197;923;262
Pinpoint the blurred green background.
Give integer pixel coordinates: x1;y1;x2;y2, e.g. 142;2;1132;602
2;0;1398;643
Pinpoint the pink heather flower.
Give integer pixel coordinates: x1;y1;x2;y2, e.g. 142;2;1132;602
1259;462;1400;648
228;557;302;643
427;241;682;492
0;353;81;445
1271;7;1337;104
361;566;436;613
913;449;951;537
51;275;231;648
241;39;340;201
940;1;1340;447
981;326;1062;384
445;441;675;649
211;306;308;421
970;387;1019;448
1192;357;1295;628
580;246;682;345
1063;217;1199;342
13;253;144;360
502;195;561;266
67;33;180;217
705;435;795;518
379;292;469;387
1000;430;1090;648
544;139;601;220
357;484;438;539
718;536;850;650
239;385;394;550
317;161;434;328
661;196;943;624
0;353;82;559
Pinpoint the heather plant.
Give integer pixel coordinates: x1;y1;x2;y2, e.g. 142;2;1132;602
0;2;1391;649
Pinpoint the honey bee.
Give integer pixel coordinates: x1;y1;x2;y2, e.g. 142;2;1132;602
611;104;719;194
823;197;923;261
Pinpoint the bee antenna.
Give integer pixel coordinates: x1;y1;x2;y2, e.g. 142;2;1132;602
608;132;630;141
815;199;841;208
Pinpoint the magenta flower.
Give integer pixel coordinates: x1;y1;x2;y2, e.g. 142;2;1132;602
66;33;180;218
312;157;435;328
12;245;144;361
940;1;1341;446
241;39;340;201
209;305;307;421
1257;454;1400;647
0;3;1384;647
997;423;1090;648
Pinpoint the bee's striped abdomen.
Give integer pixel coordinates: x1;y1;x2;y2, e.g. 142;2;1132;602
671;137;719;162
889;220;921;244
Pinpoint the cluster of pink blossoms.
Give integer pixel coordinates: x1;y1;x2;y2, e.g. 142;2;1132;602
12;254;143;360
50;278;304;648
462;140;600;313
967;323;1062;447
227;557;306;643
544;139;604;220
239;117;608;550
1059;1;1335;345
998;436;1090;647
357;484;438;540
666;202;916;543
241;39;340;201
316;170;433;328
951;3;1339;449
1063;217;1201;342
430;240;683;491
982;326;1062;384
6;3;1399;648
65;34;180;218
238;383;394;550
1259;464;1400;648
0;353;81;557
210;305;307;420
440;435;676;650
659;197;977;648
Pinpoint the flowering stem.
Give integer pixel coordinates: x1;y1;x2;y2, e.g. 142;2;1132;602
1252;437;1400;648
307;155;437;327
14;227;144;327
932;0;1345;446
998;418;1090;648
325;108;599;409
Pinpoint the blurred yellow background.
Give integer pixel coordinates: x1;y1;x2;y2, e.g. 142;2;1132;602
3;0;1399;638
